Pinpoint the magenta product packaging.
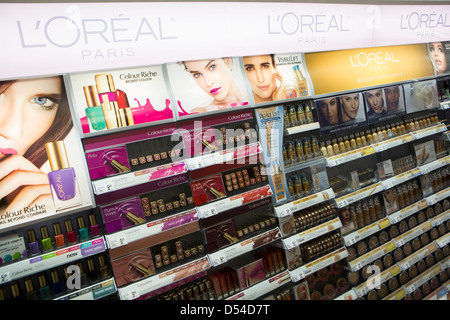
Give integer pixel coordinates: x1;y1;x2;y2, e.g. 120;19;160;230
85;146;130;180
101;197;146;234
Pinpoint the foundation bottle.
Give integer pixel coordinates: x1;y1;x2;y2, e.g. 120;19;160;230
332;139;340;155
399;122;406;134
295;140;305;162
407;183;415;204
338;137;346;153
287;178;295;197
356;203;365;228
372;129;378;143
368;198;377;223
381;126;387;141
311;136;321;157
355;133;362;148
301;173;310;194
386;125;393;139
292;176;303;197
419;117;425;129
286;141;297;164
365;130;372;144
344;136;351;152
304;105;314;124
303;137;313;159
360;132;367;146
374;196;383;220
426;116;432;127
409;119;415;132
326;140;334;156
284;108;291;129
282;145;288;163
376;127;384;141
320;142;328;157
288;105;298;127
395;187;404;209
402;185;410;206
296;105;307;125
414;118;420;130
405;121;411;132
349;134;357;150
362;201;371;226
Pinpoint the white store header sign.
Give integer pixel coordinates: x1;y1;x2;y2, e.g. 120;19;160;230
0;2;449;79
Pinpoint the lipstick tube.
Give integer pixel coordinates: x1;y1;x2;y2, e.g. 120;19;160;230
64;219;77;244
40;226;53;252
52;222;65;248
45;141;82;211
125;212;146;225
116;89;135;127
103;154;130;173
95;74;121;129
83;85;106;131
77;216;89;242
129;261;153;276
208;186;226;198
88;212;100;237
27;229;39;255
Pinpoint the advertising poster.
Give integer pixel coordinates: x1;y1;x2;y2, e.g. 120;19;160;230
428;41;450;76
363;85;406;124
254;106;289;205
0;76;93;229
166;57;250;117
315;92;367;135
66;65;174;135
242;53;311;105
403;79;440;114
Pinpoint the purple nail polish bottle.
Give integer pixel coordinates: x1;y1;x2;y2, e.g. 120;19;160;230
27;229;39;256
45;141;82;211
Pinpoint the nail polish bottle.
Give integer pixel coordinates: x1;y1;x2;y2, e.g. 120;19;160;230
38;273;51;300
45;141;82;211
27;229;40;256
77;216;89;242
50;269;63;295
64;219;77;244
83;85;106;132
24;277;37;300
77;261;89;287
40;226;53;252
0;287;4;300
87;257;100;283
52;222;65;248
88;212;100;238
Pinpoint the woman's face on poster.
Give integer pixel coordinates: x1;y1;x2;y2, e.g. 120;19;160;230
243;55;277;100
317;98;339;125
366;89;384;114
0;77;61;161
384;86;400;111
183;58;234;102
430;42;447;75
340;93;359;121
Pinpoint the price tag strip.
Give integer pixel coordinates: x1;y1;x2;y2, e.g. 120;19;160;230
335;183;383;209
397;242;438;271
430;208;450;227
425;186;450;206
283;218;342;250
54;278;117;300
334;288;359;300
418;154;450;175
209;227;282;266
436;232;450;248
381;168;421;190
412;123;447;140
403;264;443;295
118;256;211;300
0;237;106;285
105;208;199;250
383;287;407;300
185;142;262;171
393;220;433;248
387;200;427;225
373;133;414;153
274;188;335;218
289;247;348;283
354;264;401;298
344;217;390;247
92;161;188;195
198;184;273;219
326;146;375;167
227;270;291;300
348;240;396;272
285;122;320;136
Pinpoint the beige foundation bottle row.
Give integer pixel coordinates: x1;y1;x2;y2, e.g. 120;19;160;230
320;113;440;157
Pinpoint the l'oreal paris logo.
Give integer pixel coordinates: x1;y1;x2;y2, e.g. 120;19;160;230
16;15;177;48
350;51;399;67
400;12;450;30
267;12;350;35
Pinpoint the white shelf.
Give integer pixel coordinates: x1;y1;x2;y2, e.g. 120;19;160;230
274;188;335;218
285;122;320;136
387;199;428;225
347;240;396;272
343;217;391;247
334;182;383;209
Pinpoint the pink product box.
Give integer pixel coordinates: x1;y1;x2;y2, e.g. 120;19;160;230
85;145;130;180
236;258;266;290
190;174;226;206
111;248;155;287
101;197;146;234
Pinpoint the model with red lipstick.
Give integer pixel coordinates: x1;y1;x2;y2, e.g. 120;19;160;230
429;42;449;75
242;54;285;104
0;77;72;215
180;58;249;113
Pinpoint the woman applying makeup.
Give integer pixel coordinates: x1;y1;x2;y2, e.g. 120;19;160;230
181;58;248;113
0;76;72;216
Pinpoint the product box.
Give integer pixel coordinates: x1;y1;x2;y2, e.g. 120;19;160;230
414;140;437;166
111;248;155;287
65;65;174;134
0;232;27;264
403;79;440;114
85;145;131;180
190;174;227;206
236;258;266;289
292;281;311;300
204;219;239;252
100;197;146;234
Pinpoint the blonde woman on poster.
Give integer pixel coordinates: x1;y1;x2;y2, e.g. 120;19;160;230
0;76;73;218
